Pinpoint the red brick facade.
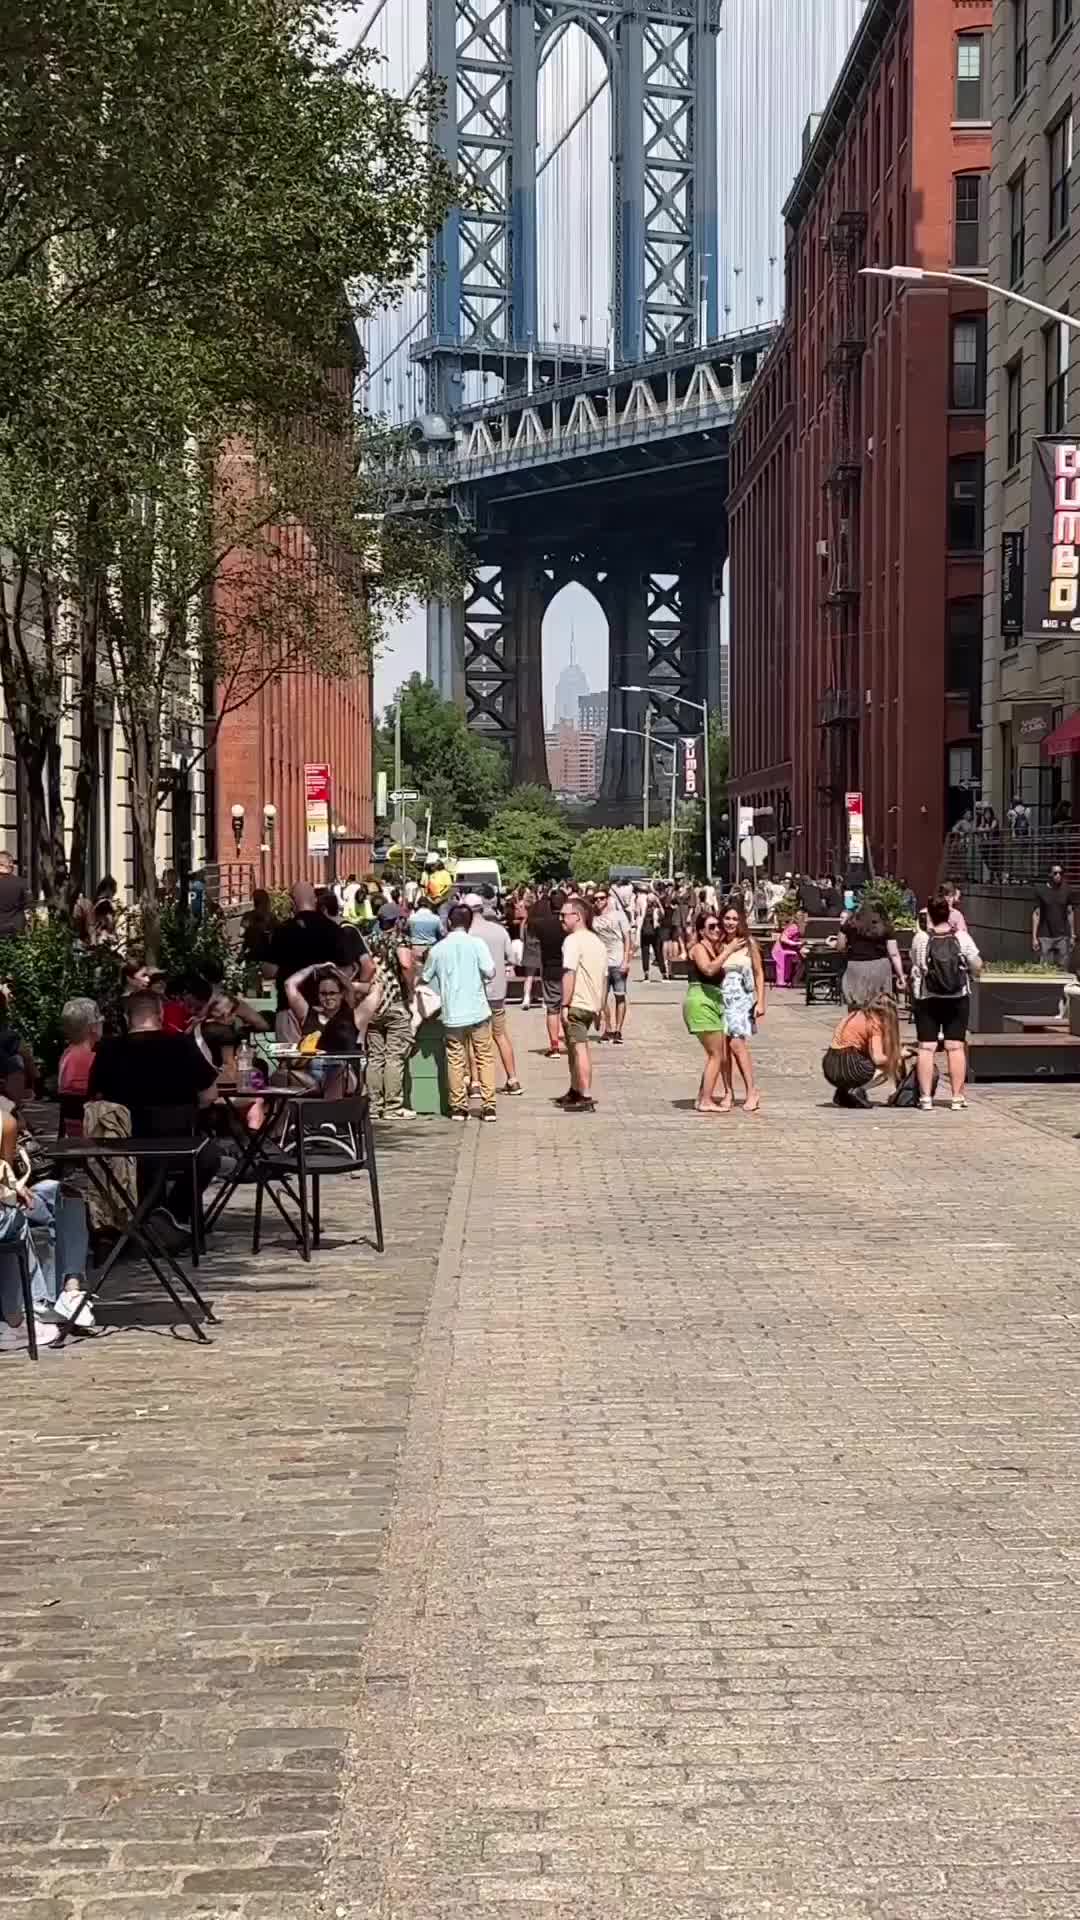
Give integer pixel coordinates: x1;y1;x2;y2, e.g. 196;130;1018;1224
209;344;374;890
729;0;991;897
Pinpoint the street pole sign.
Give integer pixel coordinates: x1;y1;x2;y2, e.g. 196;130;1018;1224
304;762;331;858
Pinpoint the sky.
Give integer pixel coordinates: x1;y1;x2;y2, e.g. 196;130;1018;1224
351;0;868;715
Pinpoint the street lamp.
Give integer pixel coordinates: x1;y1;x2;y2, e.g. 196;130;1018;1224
860;264;1080;333
619;685;713;882
610;726;681;879
230;803;245;855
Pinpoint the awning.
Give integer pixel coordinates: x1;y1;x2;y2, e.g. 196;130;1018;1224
1042;710;1080;756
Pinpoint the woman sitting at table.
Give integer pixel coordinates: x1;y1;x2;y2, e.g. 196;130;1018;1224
771;921;805;989
0;1089;94;1346
284;964;379;1098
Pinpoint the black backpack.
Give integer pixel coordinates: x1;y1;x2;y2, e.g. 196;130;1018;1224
924;932;966;998
890;1061;939;1107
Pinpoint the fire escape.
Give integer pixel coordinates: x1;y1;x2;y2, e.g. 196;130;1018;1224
816;209;866;843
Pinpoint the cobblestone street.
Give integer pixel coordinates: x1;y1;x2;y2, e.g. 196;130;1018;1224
5;989;1080;1919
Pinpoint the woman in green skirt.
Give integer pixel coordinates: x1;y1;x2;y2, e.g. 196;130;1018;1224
683;909;730;1111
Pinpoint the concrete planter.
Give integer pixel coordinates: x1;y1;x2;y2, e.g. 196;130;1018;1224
968;973;1070;1034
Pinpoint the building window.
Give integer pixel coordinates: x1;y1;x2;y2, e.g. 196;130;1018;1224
1013;0;1029;100
947;599;983;731
951;315;986;409
1009;170;1026;284
1049;110;1073;242
955;33;988;120
954;173;988;268
1053;0;1073;41
1007;357;1023;467
1045;318;1070;429
948;455;985;552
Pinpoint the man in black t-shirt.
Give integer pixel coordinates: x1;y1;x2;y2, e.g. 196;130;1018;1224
267;883;347;1040
88;990;220;1229
1032;863;1075;968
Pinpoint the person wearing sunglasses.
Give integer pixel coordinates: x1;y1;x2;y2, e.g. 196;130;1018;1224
682;910;730;1111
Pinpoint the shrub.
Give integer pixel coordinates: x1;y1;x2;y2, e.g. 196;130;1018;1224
0;923;127;1072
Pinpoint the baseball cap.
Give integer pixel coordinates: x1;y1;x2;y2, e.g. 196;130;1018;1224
463;892;484;908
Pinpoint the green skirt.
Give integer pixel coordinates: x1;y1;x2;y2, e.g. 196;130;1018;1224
683;981;727;1035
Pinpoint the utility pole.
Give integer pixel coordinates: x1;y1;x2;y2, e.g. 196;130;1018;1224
701;707;713;885
667;750;677;881
642;706;651;833
394;700;405;890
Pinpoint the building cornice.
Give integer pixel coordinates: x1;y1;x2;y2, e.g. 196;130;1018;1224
783;0;902;230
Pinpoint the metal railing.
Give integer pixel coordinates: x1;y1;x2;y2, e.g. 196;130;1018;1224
940;826;1080;890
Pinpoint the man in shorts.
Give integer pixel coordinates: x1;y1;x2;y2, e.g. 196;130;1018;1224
591;885;632;1044
558;896;607;1113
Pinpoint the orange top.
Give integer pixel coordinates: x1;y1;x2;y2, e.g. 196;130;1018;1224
830;1009;878;1052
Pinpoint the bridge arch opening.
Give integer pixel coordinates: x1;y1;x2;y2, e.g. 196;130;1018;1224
536;21;612;360
541;581;609;799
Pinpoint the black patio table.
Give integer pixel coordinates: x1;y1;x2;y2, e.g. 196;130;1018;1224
47;1136;218;1343
204;1085;326;1260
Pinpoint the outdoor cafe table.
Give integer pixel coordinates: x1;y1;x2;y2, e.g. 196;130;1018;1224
205;1084;328;1261
47;1135;218;1344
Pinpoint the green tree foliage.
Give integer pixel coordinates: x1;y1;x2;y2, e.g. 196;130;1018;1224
0;0;458;916
377;677;508;834
502;784;565;817
570;826;669;883
475;808;575;889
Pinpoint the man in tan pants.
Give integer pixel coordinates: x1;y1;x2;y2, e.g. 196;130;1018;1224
422;903;499;1122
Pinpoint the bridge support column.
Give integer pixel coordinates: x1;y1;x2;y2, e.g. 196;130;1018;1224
503;557;549;786
427;596;465;706
601;563;649;808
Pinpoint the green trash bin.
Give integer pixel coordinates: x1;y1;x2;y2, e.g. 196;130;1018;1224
406;1020;449;1116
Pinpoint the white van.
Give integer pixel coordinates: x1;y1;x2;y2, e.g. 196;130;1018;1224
451;856;503;896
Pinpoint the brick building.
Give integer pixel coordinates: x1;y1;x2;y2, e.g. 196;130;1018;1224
729;0;991;895
208;340;374;891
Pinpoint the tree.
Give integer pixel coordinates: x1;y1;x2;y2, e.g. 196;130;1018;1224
377;677;508;834
0;0;458;913
475;807;575;889
571;826;669;883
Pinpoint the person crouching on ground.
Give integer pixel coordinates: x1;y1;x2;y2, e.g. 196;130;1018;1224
822;994;904;1107
557;895;607;1114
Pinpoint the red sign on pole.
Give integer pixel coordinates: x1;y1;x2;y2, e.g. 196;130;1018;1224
304;763;331;857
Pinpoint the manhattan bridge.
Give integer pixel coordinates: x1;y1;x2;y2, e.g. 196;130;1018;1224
356;0;865;809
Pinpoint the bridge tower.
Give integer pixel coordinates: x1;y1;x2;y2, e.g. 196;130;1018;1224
418;0;725;802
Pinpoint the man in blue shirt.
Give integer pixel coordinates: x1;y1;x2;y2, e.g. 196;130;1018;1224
407;897;442;951
422;903;498;1121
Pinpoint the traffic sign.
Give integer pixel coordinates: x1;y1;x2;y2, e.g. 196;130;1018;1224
389;788;418;803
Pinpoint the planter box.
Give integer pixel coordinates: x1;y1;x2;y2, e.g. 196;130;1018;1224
968;973;1069;1034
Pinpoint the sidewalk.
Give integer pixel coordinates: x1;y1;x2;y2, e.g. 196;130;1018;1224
330;988;1080;1920
5;990;1080;1918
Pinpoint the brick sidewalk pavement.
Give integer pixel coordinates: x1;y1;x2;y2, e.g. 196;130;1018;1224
0;1119;462;1920
329;989;1080;1920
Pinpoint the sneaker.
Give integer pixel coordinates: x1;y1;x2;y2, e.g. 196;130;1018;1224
502;1081;524;1096
918;1096;933;1112
0;1318;60;1352
480;1108;497;1123
384;1107;416;1120
612;1033;624;1046
950;1096;968;1111
450;1111;468;1123
562;1097;596;1114
556;1089;583;1107
55;1288;97;1331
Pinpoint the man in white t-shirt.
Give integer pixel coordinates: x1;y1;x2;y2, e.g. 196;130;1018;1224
558;896;607;1112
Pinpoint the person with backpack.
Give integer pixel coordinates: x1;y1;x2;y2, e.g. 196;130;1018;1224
909;895;983;1111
